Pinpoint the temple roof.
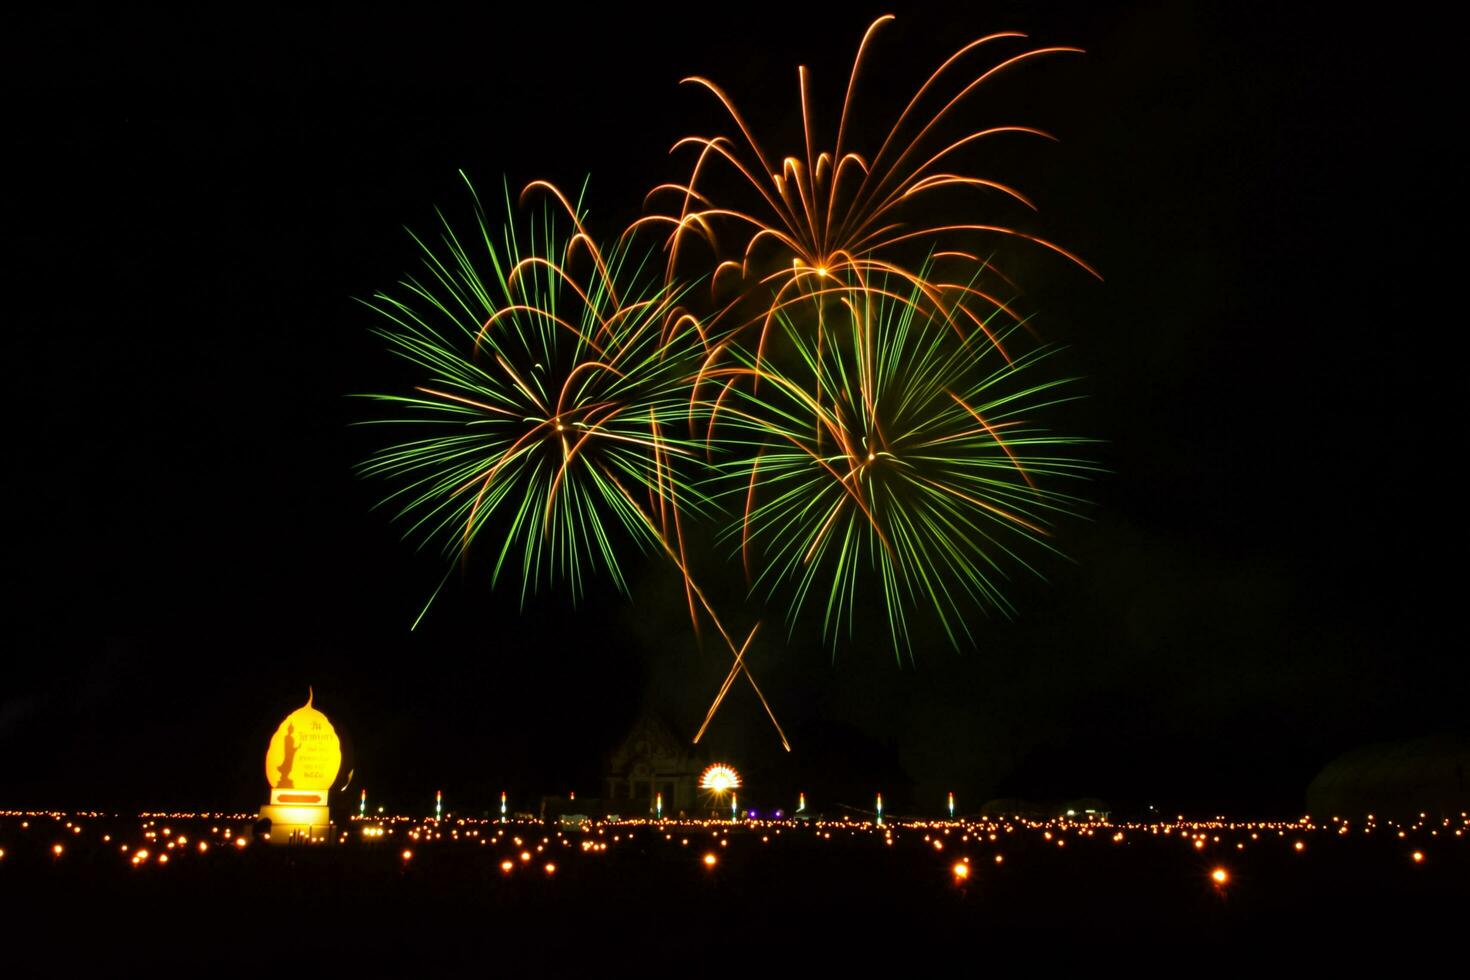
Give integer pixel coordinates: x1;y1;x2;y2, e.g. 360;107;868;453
608;711;701;775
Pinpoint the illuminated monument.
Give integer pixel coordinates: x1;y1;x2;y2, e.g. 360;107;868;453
258;689;342;844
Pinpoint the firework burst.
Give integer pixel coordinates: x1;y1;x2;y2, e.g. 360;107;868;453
705;275;1097;656
637;14;1100;365
357;13;1101;747
356;175;710;608
358;174;791;748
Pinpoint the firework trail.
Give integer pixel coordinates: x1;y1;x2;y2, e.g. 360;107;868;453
703;272;1097;657
636;14;1100;372
361;15;1099;748
357;173;789;747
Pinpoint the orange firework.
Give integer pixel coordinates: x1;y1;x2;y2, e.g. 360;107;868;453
635;14;1100;368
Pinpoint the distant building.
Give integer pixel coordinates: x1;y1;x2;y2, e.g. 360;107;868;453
604;713;703;816
1307;735;1470;818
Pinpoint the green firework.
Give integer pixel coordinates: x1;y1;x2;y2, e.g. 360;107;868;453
357;175;711;607
705;277;1098;657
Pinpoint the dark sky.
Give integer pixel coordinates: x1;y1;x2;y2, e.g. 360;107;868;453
4;3;1461;816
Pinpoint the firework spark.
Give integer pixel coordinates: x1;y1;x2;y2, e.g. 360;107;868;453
704;273;1096;656
357;174;790;746
357;174;707;605
636;14;1099;368
359;14;1100;746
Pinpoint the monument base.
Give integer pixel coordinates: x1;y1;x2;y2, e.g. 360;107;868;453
257;804;333;844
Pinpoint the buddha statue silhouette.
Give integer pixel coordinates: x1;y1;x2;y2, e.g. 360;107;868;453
276;722;302;789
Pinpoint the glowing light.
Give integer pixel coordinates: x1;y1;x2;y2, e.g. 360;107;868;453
948;792;955;819
500;860;514;872
952;862;969;880
544;863;557;874
435;790;442;821
401;849;413;861
264;689;342;797
798;792;806;813
703;853;718;867
1211;868;1229;885
501;791;508;822
876;793;884;825
656;792;663;820
699;764;742;794
360;789;367;817
52;843;63;857
1412;851;1424;863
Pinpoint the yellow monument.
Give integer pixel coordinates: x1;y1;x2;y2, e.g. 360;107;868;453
258;688;342;844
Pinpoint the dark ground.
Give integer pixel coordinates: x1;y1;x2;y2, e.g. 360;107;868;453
3;813;1465;972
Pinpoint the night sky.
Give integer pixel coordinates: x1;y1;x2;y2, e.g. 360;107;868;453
5;3;1461;816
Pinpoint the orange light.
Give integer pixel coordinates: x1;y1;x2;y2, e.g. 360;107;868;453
952;862;969;880
52;844;63;857
703;853;717;867
1294;841;1305;852
234;837;247;849
500;860;514;872
1412;851;1424;863
1211;868;1229;885
544;863;556;874
520;851;532;862
699;764;742;793
401;849;413;861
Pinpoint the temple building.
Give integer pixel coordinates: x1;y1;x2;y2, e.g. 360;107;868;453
604;712;703;817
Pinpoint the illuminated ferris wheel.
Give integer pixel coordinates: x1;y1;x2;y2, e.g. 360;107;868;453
698;764;741;794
